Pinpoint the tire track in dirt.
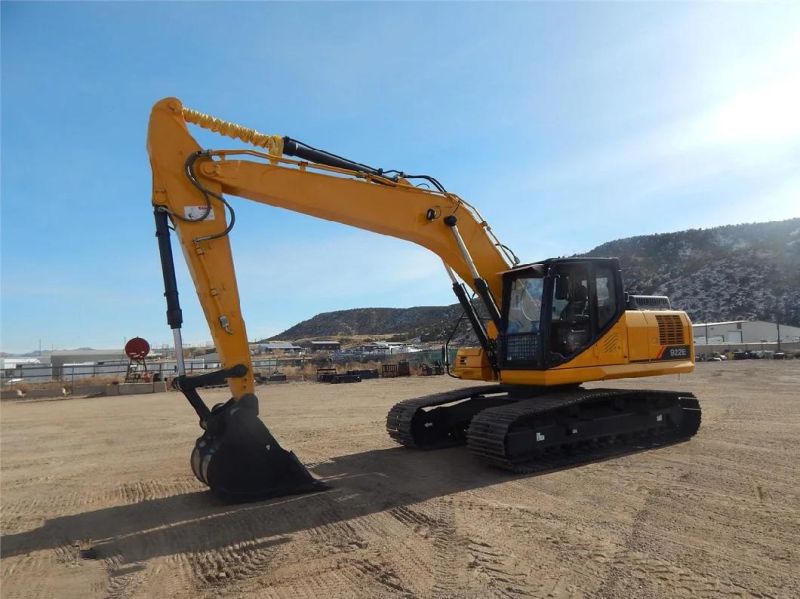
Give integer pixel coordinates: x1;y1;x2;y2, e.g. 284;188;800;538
103;559;149;599
428;498;465;599
451;490;573;598
386;499;468;597
0;553;53;593
466;539;532;599
605;464;800;579
388;504;440;532
177;495;421;598
302;502;424;597
343;556;415;598
591;484;785;599
183;536;287;589
450;485;787;599
1;547;107;599
258;558;408;599
1;477;201;537
104;478;202;505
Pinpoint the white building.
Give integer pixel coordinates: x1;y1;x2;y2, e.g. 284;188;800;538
253;342;303;354
0;357;42;369
692;320;800;345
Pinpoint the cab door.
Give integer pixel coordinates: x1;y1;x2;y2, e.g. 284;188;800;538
545;260;624;367
546;263;591;365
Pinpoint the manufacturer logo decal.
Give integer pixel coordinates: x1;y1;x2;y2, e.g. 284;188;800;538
658;345;690;360
184;206;216;221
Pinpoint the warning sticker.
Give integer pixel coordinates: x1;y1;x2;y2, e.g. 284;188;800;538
184;206;215;221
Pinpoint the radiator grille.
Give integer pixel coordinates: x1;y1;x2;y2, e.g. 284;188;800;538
656;314;685;345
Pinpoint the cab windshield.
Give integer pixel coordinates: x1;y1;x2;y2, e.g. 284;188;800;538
507;276;543;334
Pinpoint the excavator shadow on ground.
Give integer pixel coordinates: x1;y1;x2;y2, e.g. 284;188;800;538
1;440;687;565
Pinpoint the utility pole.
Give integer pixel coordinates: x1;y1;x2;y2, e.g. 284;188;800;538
776;319;781;352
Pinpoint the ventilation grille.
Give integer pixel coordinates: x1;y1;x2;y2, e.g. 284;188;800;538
502;333;539;363
656;314;685;345
602;332;621;354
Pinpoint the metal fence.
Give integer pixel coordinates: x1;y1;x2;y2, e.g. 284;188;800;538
329;348;456;366
2;347;458;386
1;357;282;385
694;341;799;358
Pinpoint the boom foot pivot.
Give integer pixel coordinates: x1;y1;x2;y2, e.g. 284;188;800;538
190;394;327;501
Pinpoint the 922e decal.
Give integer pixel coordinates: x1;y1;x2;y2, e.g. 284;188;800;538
658;345;691;360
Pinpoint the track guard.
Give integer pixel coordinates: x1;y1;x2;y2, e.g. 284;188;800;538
190;394;327;501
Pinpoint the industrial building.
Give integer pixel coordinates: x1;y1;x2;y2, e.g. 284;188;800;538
692;320;800;345
253;342;303;354
309;340;341;352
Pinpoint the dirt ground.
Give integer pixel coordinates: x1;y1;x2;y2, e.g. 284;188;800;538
1;361;798;598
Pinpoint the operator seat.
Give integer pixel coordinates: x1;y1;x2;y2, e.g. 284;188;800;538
552;284;589;358
560;284;588;321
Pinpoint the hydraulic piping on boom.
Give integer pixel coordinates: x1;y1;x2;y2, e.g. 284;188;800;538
147;97;700;500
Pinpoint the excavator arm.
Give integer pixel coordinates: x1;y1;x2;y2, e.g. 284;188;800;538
147;97;512;498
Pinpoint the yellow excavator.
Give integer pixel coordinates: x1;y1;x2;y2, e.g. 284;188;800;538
147;98;701;500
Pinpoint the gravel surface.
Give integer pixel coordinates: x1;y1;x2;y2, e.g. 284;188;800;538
1;361;798;598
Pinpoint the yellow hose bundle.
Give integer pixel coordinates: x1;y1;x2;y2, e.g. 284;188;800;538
182;106;284;156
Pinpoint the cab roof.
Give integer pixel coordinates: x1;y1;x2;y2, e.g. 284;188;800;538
498;257;619;277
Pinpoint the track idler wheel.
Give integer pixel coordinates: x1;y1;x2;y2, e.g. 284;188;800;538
190;394;327;501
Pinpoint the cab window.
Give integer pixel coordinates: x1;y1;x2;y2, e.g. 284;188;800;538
507;277;543;334
549;267;590;360
595;265;617;330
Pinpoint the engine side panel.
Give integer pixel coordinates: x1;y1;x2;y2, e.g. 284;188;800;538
498;310;695;386
451;347;497;381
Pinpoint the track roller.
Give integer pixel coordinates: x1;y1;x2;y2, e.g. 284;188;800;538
467;388;701;473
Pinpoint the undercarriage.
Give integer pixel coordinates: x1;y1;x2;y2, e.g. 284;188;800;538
387;385;701;472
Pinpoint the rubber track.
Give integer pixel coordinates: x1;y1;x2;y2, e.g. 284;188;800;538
467;388;701;473
386;385;508;449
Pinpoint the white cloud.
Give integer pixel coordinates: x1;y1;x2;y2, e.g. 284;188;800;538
532;38;800;193
697;75;800;147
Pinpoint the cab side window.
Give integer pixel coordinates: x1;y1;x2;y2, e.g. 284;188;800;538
507;277;543;334
595;266;617;330
549;267;590;359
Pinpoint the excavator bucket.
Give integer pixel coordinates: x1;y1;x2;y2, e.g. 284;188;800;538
189;394;327;501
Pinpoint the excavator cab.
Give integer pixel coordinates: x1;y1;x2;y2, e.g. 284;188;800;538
499;258;623;369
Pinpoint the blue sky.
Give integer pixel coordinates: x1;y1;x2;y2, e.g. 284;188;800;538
2;2;799;353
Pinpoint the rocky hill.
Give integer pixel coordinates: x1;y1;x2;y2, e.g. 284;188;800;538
270;305;466;342
583;218;800;327
270;218;800;341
